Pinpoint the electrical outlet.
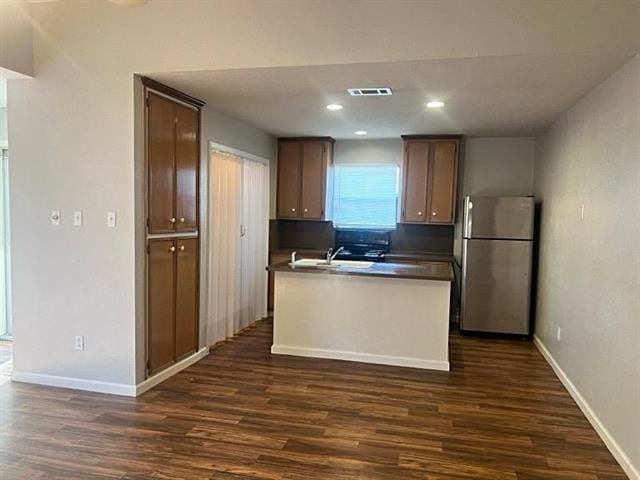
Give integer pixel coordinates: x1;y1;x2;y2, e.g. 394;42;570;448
556;327;562;342
51;210;61;226
73;210;83;227
75;335;84;351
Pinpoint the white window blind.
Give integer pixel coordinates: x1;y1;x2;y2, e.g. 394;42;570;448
333;164;399;229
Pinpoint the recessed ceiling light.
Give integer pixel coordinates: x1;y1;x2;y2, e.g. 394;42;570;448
426;100;445;109
326;103;344;111
354;130;368;136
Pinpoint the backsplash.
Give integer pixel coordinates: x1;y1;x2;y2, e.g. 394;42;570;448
270;220;454;254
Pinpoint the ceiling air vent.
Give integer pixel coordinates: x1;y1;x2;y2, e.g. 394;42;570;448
347;87;393;96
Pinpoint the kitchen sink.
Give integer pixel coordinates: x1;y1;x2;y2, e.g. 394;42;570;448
290;259;374;269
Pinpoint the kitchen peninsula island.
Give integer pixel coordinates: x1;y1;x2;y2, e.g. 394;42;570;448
267;260;454;371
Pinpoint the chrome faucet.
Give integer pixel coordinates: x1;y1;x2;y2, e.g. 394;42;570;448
326;246;344;264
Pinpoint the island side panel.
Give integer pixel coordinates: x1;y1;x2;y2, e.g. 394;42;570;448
271;271;450;371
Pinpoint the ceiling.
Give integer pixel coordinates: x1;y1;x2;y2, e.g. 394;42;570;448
150;51;635;139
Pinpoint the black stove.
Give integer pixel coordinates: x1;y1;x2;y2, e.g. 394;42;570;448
334;229;390;263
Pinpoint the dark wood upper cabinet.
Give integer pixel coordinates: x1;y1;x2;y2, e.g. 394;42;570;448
276;141;301;218
402;141;431;222
401;136;460;225
175;104;199;232
147;239;176;375
428;141;458;224
301;141;328;219
146;89;200;234
175;238;198;360
276;137;333;221
147;93;176;234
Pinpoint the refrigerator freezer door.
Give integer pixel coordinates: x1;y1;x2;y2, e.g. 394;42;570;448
461;238;532;334
464;196;534;240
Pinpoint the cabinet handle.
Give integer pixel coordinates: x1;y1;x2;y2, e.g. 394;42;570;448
179;217;185;223
303;208;308;213
169;246;176;253
418;211;423;216
291;208;296;212
432;211;437;216
169;217;176;224
179;245;185;252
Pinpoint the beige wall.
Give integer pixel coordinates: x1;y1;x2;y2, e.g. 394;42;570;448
0;1;33;77
333;138;403;166
453;137;536;261
533;55;640;476
461;137;535;196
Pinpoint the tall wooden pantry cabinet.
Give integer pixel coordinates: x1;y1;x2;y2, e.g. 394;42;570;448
142;77;205;376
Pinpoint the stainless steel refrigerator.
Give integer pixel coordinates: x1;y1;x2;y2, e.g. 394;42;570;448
461;196;534;335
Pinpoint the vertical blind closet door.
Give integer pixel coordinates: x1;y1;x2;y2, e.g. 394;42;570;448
207;148;269;346
241;160;269;331
207;151;242;345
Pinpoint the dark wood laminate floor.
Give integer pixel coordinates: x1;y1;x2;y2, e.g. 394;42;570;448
0;319;627;479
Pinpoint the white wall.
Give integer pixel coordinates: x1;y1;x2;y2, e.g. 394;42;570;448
0;1;33;77
533;55;640;478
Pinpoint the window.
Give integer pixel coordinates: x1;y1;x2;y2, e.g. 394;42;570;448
333;164;399;229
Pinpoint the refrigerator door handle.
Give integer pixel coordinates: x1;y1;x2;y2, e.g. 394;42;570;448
464;198;473;238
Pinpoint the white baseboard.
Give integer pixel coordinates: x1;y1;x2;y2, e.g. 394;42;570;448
271;344;449;371
12;370;137;396
533;335;639;480
135;346;209;396
11;347;210;397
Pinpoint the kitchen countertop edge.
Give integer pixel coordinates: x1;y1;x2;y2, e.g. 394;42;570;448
267;261;454;282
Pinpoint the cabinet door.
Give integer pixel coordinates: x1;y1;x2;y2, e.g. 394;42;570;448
175;239;198;360
402;141;430;222
148;240;176;374
147;93;176;234
175;104;199;232
300;142;326;219
428;141;458;224
277;142;301;218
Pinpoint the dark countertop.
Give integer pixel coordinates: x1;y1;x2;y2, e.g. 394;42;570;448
267;260;454;282
271;248;454;264
384;252;454;263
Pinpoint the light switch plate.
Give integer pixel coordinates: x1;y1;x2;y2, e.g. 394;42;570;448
51;210;61;226
107;211;116;228
73;210;82;226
